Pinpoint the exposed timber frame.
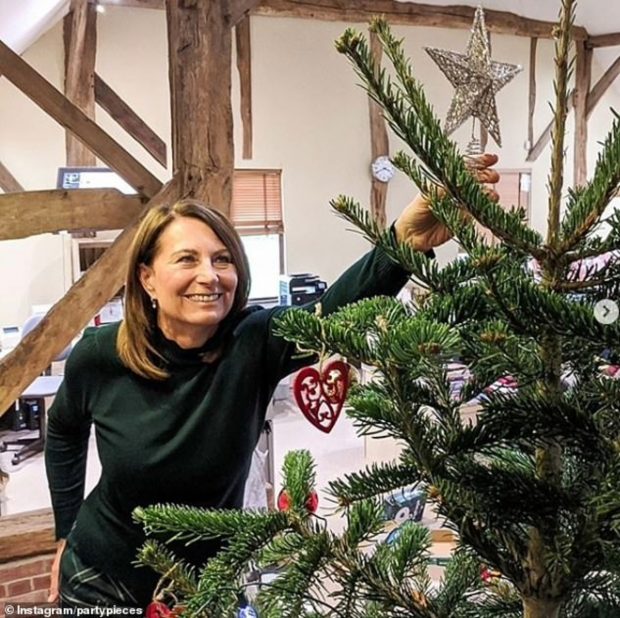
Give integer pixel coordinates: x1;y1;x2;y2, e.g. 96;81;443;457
95;74;167;168
0;189;145;241
528;54;620;162
0;161;25;193
573;40;593;186
64;0;98;167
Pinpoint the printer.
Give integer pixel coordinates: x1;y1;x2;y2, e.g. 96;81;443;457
279;273;327;306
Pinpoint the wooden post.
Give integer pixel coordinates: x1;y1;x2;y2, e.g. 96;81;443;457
0;161;24;193
166;0;235;213
528;38;538;151
236;16;253;160
64;0;98;166
368;30;388;229
573;40;592;186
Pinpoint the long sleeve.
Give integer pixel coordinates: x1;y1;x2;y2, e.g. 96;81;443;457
264;238;417;386
45;332;95;539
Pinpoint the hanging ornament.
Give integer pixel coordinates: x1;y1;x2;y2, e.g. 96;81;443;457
146;601;172;618
425;6;522;152
277;488;319;513
293;359;350;433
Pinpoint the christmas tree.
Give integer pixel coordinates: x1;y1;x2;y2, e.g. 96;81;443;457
135;1;620;616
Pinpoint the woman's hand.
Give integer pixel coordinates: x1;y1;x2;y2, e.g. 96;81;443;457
48;538;67;604
394;153;500;253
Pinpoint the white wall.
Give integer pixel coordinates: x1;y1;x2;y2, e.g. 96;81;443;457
1;7;619;329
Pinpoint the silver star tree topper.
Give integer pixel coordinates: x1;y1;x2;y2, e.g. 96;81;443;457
425;6;522;152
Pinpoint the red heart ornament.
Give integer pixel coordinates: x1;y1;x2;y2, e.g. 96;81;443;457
293;360;349;433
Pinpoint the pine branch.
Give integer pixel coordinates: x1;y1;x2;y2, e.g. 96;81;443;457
450;389;612;458
134;504;288;545
327;460;423;507
547;0;576;249
561;110;620;251
186;514;294;616
136;539;198;598
257;531;338;618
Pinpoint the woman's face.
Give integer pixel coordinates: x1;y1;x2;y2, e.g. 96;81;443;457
139;216;238;348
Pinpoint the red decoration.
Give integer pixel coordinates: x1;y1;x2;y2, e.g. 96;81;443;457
305;490;319;513
277;489;292;511
146;601;172;618
277;489;319;513
293;360;350;433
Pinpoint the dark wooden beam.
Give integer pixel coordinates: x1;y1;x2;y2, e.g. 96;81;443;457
0;161;25;193
166;0;234;212
0;40;161;198
527;55;620;162
588;33;620;48
0;178;179;417
253;1;588;40
528;38;537;151
573;40;592;186
586;55;620;115
95;73;167;167
99;0;162;8
230;0;263;25
368;29;388;229
0;189;145;241
99;0;588;40
235;16;253;159
64;0;97;166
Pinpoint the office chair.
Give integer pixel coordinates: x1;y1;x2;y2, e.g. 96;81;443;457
0;314;72;465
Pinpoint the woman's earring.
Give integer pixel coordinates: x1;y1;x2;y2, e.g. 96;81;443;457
151;297;157;310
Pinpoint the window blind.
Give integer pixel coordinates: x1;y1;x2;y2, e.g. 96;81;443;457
231;170;283;235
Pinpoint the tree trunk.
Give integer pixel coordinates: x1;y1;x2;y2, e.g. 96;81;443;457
523;597;562;618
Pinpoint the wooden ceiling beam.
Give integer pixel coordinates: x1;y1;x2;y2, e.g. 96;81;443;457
95;73;167;168
64;0;98;166
230;0;263;26
0;189;145;241
253;1;588;40
236;16;253;159
0;177;179;416
98;0;163;8
0;40;161;199
0;161;25;193
166;0;234;212
527;55;620;162
586;55;620;115
99;0;588;40
588;33;620;49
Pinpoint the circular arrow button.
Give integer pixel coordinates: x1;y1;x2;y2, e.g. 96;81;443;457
594;299;619;325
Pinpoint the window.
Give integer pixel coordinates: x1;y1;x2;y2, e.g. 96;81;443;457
232;170;284;301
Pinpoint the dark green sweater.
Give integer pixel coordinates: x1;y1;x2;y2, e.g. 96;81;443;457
45;245;411;607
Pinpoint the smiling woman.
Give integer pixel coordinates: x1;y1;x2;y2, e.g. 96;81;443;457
138;217;240;350
41;169;498;608
118;200;251;380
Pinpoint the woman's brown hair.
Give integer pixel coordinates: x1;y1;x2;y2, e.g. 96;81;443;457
117;199;251;380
